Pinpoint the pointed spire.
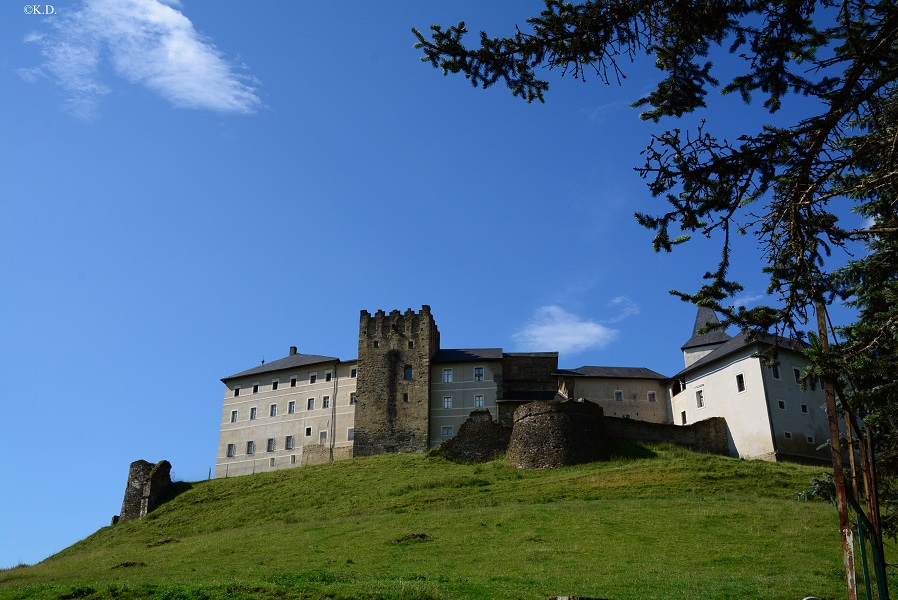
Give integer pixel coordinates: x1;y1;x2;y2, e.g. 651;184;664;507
681;306;732;350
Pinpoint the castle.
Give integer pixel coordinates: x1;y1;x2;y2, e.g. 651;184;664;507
214;305;831;477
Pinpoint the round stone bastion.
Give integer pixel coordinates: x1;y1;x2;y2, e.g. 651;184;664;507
507;399;609;469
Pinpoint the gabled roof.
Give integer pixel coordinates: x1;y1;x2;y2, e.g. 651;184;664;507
558;366;668;380
681;306;732;350
673;331;806;379
222;353;342;382
432;348;503;363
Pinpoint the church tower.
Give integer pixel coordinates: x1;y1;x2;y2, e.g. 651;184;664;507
681;306;732;367
354;306;440;456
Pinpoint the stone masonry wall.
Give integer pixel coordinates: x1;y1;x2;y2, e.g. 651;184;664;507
354;306;439;456
117;459;172;523
507;400;609;469
603;416;730;455
435;409;512;463
301;444;354;466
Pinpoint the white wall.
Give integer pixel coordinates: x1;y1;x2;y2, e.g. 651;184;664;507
215;360;357;477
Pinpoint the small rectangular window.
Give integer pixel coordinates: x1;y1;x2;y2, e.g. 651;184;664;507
474;395;484;408
681;411;687;425
288;401;296;414
246;441;255;455
801;403;808;414
350;393;357;405
347;427;354;441
250;407;257;420
695;390;704;408
305;427;312;437
408;341;415;349
647;391;656;403
793;368;802;384
784;431;792;439
319;430;327;445
226;443;235;457
474;367;484;382
267;438;275;452
404;366;413;380
373;341;379;348
614;390;624;402
230;410;238;423
270;404;277;417
351;368;357;378
272;380;279;391
286;435;294;450
290;376;297;388
443;396;452;409
269;457;275;467
771;365;781;379
778;400;786;410
307;398;315;410
252;383;259;394
443;368;453;383
736;373;745;393
403;393;409;403
441;426;454;436
310;373;317;384
806;435;815;444
325;372;332;382
291;455;296;464
234;387;240;397
323;396;330;409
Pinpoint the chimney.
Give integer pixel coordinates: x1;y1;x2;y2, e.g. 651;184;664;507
289;346;297;356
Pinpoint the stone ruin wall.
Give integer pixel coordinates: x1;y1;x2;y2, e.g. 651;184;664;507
603;415;729;456
354;306;439;456
507;400;610;468
434;409;511;463
442;403;731;468
115;459;172;524
301;444;354;466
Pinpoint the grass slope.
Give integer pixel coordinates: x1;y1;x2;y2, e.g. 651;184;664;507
0;444;867;599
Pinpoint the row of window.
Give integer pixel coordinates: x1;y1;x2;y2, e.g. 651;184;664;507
439;395;485;409
613;391;658;402
229;394;358;422
783;431;815;444
439;367;485;383
233;368;358;397
226;428;356;457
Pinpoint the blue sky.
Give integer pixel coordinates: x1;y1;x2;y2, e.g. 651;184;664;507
0;1;861;569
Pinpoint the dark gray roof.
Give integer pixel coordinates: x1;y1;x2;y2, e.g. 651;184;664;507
673;331;806;379
222;353;342;382
558;366;669;380
681;306;732;350
432;348;503;363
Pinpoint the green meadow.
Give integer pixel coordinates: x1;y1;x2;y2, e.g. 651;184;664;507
0;444;879;600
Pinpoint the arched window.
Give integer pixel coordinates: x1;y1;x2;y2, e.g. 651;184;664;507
404;366;413;380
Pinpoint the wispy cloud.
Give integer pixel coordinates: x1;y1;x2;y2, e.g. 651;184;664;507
730;293;765;308
20;0;261;118
513;306;618;355
604;295;639;323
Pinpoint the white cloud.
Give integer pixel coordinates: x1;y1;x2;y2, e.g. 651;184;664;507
605;295;639;323
731;294;765;308
513;306;618;355
23;0;261;118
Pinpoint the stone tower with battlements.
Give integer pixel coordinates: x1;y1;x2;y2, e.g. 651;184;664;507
354;306;440;456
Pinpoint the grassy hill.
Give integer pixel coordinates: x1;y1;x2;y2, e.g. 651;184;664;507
0;444;863;600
